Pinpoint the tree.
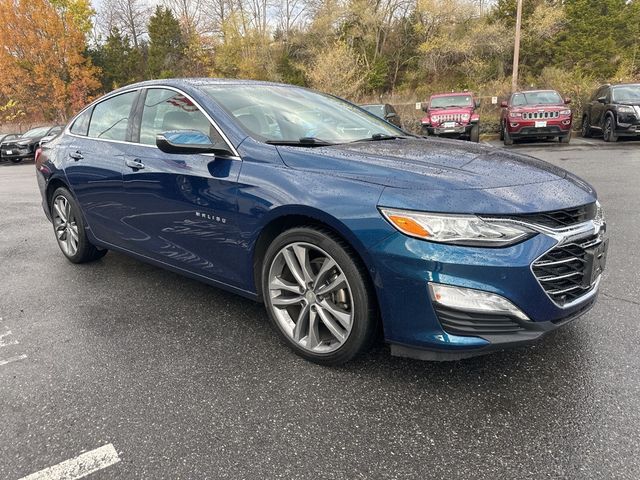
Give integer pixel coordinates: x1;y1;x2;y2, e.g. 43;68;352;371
0;0;100;122
147;6;186;79
99;0;151;49
90;27;145;90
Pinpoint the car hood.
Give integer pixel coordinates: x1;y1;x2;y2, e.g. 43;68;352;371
428;107;474;115
277;137;596;214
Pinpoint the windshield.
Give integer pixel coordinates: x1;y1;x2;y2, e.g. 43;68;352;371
201;85;401;144
430;95;473;109
612;85;640;103
361;105;385;117
22;126;50;137
512;91;562;106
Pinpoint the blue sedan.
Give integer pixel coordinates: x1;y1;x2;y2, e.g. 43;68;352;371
35;79;608;364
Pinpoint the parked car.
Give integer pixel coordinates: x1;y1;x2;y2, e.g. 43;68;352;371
582;83;640;142
500;90;572;145
359;103;402;128
0;133;21;161
420;92;480;142
1;125;62;163
36;79;607;365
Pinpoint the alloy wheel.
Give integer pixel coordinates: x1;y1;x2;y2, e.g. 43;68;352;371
52;195;79;257
267;242;354;353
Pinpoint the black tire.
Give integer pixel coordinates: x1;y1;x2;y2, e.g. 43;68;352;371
559;131;571;144
603;115;618;143
499;122;504;140
261;226;378;365
10;158;22;164
50;187;107;263
503;123;514;146
581;115;592;138
421;125;430;137
469;124;480;143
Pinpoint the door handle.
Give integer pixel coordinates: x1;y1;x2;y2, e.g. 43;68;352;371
69;150;83;161
125;158;145;170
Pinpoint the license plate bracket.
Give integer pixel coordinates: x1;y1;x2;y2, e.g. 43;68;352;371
535;121;547;128
582;239;608;287
443;122;456;128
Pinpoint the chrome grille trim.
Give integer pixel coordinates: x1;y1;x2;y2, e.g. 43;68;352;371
522;111;560;120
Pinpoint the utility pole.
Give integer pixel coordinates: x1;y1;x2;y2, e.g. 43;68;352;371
511;0;523;92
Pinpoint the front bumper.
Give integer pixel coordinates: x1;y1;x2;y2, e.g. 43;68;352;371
370;220;605;360
1;147;33;160
507;119;571;138
422;123;474;137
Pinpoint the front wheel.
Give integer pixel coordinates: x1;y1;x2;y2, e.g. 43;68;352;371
603;115;618;142
262;227;378;365
503;123;514;146
581;116;592;138
50;187;108;263
559;131;571;144
10;158;22;164
469;124;480;143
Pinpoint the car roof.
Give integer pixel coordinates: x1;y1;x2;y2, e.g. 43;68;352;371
116;78;296;92
431;92;472;98
512;89;560;94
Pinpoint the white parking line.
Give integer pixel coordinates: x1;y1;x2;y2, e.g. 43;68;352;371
0;328;19;347
0;354;27;367
19;444;120;480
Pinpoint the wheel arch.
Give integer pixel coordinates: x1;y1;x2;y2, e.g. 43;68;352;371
252;207;378;307
45;176;71;212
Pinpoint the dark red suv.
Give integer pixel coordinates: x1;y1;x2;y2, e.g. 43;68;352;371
500;90;572;145
421;92;480;142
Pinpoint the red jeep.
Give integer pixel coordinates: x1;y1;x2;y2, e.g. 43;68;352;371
421;92;480;142
500;90;572;145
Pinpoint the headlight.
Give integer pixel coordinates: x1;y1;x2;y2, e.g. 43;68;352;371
431;116;439;122
560;109;571;116
594;200;605;226
17;140;31;146
509;112;522;118
618;105;635;114
461;113;470;121
379;208;535;247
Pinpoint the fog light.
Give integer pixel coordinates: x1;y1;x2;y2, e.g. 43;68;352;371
510;123;519;127
562;120;571;125
428;283;529;320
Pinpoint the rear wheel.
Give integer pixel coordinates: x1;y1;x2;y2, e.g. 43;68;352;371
51;187;107;263
10;158;22;164
469;124;480;143
262;227;378;365
603;115;618;142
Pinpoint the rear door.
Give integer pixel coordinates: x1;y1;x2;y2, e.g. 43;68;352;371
119;87;243;285
64;89;139;246
590;86;608;128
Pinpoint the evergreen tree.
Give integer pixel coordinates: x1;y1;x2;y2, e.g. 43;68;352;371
147;6;185;79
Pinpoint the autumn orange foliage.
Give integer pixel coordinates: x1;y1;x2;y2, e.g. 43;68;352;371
0;0;100;123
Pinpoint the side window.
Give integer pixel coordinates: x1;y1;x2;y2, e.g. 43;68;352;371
70;108;92;136
139;88;225;147
88;91;137;141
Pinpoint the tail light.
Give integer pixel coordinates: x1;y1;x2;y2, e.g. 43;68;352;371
34;147;42;164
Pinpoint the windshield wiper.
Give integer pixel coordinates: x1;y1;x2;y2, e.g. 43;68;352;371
265;137;335;147
351;133;408;142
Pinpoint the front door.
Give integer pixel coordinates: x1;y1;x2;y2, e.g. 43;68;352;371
120;88;244;286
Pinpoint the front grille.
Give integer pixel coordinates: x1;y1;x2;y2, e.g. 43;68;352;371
522;111;560;120
513;203;596;229
483;203;597;229
435;305;525;336
532;234;602;306
433;113;464;123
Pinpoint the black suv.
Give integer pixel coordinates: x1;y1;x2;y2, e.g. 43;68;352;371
0;125;62;163
582;84;640;142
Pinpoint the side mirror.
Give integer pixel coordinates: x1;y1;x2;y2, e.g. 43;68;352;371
564;98;572;105
597;96;607;104
474;99;481;108
156;130;233;156
385;112;397;119
421;102;429;112
500;100;508;108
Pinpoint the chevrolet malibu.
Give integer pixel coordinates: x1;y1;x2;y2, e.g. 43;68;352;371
35;79;608;365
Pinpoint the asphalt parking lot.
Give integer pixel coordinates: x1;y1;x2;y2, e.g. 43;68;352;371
1;138;639;479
